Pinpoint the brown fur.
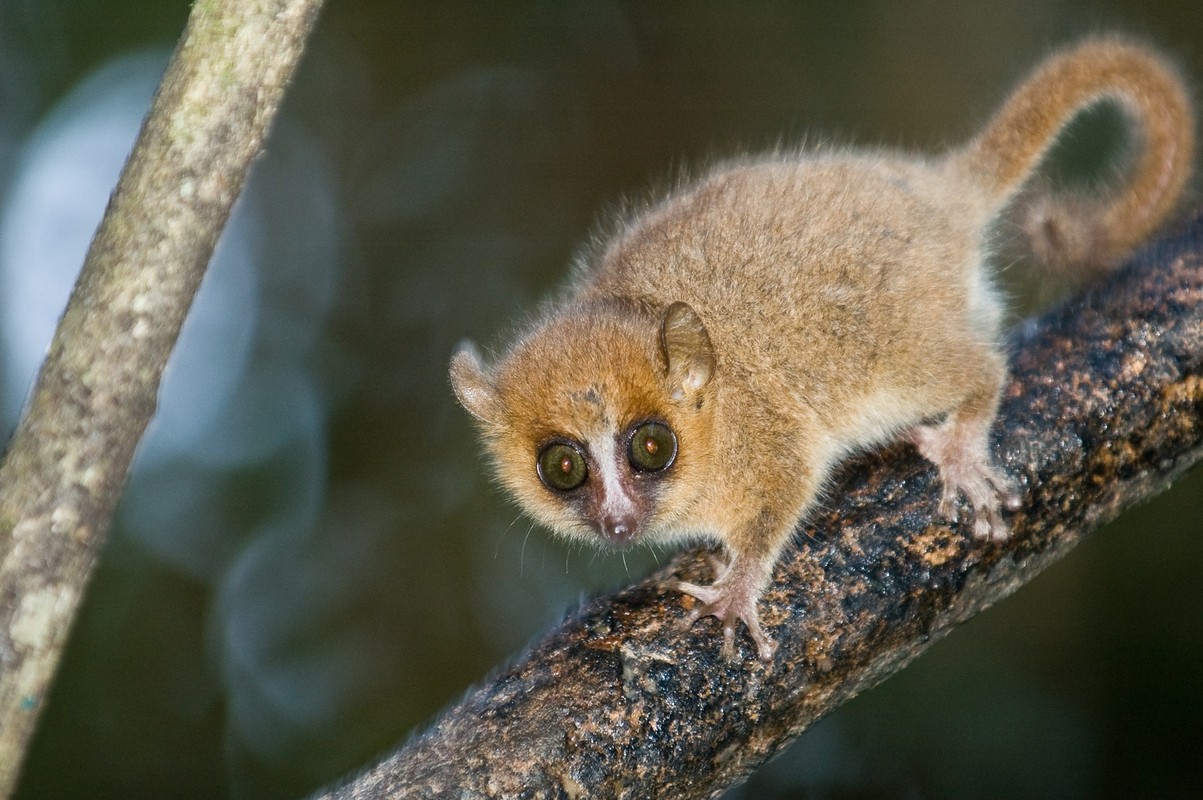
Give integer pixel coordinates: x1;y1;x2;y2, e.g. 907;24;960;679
450;38;1195;660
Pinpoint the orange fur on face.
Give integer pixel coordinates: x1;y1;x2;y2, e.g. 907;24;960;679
451;38;1195;660
454;301;719;548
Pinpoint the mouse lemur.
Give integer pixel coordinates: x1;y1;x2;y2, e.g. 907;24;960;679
450;38;1195;660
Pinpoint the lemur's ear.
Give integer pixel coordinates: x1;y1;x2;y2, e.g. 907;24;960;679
660;302;714;400
450;341;500;424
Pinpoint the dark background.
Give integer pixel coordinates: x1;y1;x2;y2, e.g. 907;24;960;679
1;1;1201;798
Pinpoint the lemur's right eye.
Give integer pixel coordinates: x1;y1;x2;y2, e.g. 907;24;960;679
628;421;677;473
537;441;588;491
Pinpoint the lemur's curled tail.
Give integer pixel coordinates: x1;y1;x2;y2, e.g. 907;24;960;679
953;38;1194;270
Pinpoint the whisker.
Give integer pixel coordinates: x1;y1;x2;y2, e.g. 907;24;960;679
520;522;535;579
495;513;523;560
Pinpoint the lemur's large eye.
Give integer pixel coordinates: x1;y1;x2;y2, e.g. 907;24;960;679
537;441;588;491
628;421;677;472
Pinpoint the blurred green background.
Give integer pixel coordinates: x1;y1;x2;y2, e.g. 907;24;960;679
1;1;1201;798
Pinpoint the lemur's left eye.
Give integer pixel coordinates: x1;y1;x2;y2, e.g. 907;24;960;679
537;440;588;491
628;421;677;472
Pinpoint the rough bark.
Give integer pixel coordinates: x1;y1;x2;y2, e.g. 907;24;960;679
315;213;1203;799
0;0;324;793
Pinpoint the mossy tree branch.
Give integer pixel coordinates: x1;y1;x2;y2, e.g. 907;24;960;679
0;0;324;793
316;215;1203;799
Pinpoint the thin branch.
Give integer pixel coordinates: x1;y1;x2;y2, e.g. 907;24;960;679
315;214;1203;799
0;0;324;792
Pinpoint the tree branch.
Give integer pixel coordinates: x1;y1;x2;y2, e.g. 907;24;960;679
0;0;323;792
316;213;1203;799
